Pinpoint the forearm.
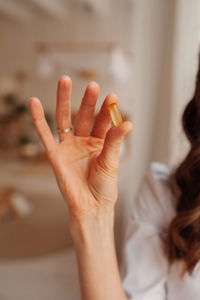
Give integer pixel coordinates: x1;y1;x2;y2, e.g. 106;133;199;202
70;211;127;300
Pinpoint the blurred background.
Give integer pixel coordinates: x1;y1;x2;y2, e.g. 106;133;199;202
0;0;200;299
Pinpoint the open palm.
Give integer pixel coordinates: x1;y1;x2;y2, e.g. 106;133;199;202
30;76;133;221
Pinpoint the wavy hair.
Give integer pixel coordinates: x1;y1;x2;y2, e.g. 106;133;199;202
167;54;200;275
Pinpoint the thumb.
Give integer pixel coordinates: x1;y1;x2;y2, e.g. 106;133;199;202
98;121;133;172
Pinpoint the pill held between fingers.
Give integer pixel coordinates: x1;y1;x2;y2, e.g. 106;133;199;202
108;103;123;127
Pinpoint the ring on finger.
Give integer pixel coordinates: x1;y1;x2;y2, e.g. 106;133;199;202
57;126;73;134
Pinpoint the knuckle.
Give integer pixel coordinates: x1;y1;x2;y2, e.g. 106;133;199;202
106;138;121;149
96;154;119;177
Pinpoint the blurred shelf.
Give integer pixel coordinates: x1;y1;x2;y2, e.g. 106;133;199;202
0;148;72;259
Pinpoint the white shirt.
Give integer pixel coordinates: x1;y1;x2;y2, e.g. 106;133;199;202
121;161;200;300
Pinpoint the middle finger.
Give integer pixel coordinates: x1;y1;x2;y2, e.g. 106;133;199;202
74;82;99;137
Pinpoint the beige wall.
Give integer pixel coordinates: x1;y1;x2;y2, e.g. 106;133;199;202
151;0;200;168
168;0;200;166
0;1;132;112
0;0;200;258
123;0;176;217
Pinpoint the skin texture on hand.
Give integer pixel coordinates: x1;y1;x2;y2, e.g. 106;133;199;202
29;76;133;225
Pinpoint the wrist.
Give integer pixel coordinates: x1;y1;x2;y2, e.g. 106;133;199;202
69;209;126;300
69;209;115;251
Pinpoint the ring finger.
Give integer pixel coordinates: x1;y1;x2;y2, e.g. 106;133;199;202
56;76;72;142
91;93;119;139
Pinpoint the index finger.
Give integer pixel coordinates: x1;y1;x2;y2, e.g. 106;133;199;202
30;97;56;156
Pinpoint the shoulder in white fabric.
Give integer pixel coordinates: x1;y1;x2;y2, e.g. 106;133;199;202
120;162;173;300
132;161;176;233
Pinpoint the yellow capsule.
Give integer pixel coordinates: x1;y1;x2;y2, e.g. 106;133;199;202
108;103;123;127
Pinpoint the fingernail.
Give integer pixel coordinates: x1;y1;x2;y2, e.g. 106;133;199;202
30;97;40;103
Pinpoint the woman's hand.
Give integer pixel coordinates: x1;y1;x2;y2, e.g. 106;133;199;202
30;76;133;229
30;76;131;300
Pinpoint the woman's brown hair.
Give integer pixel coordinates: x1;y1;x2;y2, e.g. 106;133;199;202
167;53;200;274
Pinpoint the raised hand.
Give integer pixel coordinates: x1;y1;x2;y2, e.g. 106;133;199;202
30;76;133;224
